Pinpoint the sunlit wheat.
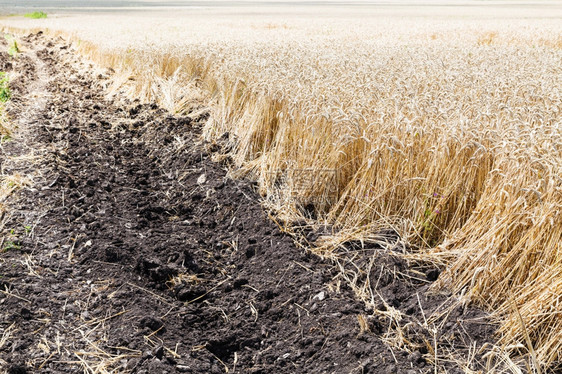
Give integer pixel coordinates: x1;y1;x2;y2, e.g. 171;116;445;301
1;4;561;368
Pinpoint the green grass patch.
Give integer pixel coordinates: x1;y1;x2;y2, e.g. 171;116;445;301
4;35;19;57
24;11;47;19
2;240;21;252
0;72;10;102
2;229;21;252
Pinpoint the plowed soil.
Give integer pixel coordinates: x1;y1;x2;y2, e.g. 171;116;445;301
0;32;497;374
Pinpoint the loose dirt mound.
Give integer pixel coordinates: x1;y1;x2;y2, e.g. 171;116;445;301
0;33;497;374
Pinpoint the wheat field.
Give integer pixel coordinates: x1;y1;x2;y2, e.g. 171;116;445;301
2;2;562;370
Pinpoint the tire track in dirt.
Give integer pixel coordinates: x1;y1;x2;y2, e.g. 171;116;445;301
0;33;48;212
0;32;498;374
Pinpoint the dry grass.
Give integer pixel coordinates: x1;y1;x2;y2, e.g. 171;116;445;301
0;102;10;137
0;323;16;371
1;2;562;370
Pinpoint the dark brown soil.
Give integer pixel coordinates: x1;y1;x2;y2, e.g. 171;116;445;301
0;32;499;374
